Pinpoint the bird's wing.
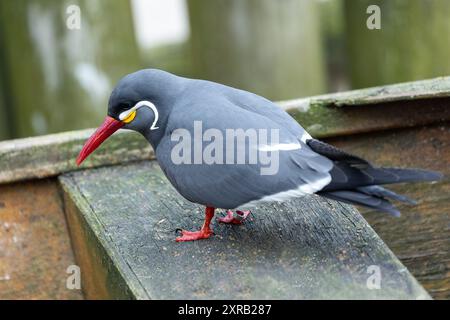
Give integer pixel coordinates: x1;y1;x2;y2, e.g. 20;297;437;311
219;84;308;138
155;97;333;209
186;79;310;139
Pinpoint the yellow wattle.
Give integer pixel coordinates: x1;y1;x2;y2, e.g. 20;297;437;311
123;110;136;123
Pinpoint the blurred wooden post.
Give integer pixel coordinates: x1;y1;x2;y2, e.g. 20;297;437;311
344;0;450;88
187;0;326;100
319;0;347;92
0;66;10;140
0;26;11;140
0;0;140;138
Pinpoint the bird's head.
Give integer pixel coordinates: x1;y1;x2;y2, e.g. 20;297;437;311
76;69;184;166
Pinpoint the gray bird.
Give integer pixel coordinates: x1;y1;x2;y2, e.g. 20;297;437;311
77;69;442;242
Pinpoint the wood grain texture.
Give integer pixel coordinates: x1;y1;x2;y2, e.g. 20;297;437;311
0;179;83;299
287;97;450;138
59;161;429;300
62;190;136;300
1;76;449;185
0;129;153;185
325;124;449;299
278;76;450;108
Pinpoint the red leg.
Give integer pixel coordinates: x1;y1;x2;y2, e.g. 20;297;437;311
176;207;215;242
218;210;251;225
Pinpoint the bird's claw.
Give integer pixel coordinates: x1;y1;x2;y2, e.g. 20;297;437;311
175;229;213;242
218;210;251;225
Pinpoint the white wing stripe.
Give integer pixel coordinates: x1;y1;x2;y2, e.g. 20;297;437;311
239;174;331;208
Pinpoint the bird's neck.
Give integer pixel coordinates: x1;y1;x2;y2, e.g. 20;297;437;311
143;127;164;150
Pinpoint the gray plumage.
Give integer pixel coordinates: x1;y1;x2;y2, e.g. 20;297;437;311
107;69;443;216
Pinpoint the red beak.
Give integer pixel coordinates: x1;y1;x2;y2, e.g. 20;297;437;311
76;116;124;166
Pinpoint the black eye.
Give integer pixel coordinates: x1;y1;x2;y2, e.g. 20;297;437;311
109;105;130;120
114;105;131;118
119;105;130;112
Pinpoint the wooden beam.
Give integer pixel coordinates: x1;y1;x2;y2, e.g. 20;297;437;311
286;97;450;138
279;76;450;108
0;129;154;184
59;161;430;299
280;76;450;137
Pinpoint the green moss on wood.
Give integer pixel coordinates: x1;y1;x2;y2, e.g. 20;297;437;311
0;129;153;184
279;76;450;109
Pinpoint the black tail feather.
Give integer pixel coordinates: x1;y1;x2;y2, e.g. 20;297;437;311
356;185;417;205
318;189;401;217
375;167;443;184
307;138;443;216
319;168;442;216
324;165;443;191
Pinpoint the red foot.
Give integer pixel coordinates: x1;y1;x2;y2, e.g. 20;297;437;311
176;206;215;242
176;229;213;242
218;210;251;225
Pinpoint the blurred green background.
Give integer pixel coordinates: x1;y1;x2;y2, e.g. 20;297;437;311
0;0;449;140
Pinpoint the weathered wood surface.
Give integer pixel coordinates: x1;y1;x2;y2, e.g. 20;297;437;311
279;76;450;108
287;97;450;139
326;124;450;299
0;179;83;299
1;77;449;185
59;161;430;300
0;129;153;185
